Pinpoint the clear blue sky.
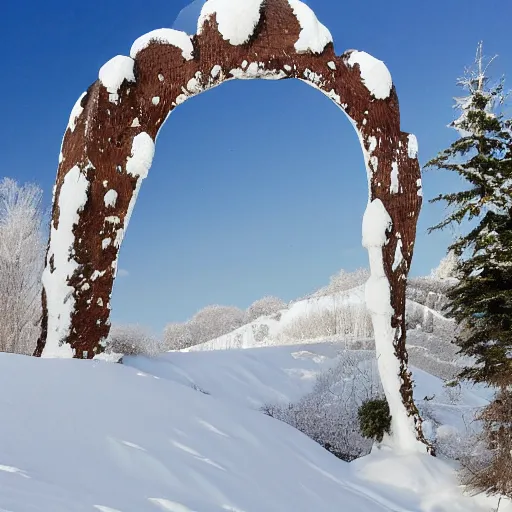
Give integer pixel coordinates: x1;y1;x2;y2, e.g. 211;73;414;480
2;0;511;332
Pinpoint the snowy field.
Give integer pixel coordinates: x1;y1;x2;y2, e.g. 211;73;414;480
0;344;506;512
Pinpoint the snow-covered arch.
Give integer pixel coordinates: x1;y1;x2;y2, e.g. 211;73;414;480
36;0;429;453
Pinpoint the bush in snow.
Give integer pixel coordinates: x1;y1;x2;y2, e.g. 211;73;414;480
405;302;427;330
247;296;287;321
0;178;45;355
251;323;270;343
461;390;512;499
358;398;391;443
188;305;247;344
263;352;382;461
104;324;163;357
415;390;488;470
443;380;463;405
164;322;194;351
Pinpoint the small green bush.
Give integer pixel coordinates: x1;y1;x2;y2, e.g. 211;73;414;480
358;398;391;442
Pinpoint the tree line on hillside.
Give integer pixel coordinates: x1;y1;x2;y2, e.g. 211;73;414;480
163;297;287;351
0;40;511;501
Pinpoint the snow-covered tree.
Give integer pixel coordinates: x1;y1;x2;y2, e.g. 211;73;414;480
431;251;460;280
105;323;163;357
188;305;247;343
427;42;512;386
163;305;249;350
247;296;287;321
427;42;510;234
426;43;512;497
164;322;194;350
0;178;45;354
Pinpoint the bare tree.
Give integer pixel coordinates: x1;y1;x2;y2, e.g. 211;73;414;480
0;178;45;354
164;305;248;350
247;296;287;321
164;322;194;350
188;305;247;344
104;323;163;357
316;268;370;297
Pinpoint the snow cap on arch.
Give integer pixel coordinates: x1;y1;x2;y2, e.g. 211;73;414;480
198;0;332;54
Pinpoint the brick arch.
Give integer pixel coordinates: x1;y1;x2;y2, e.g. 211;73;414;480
35;0;429;452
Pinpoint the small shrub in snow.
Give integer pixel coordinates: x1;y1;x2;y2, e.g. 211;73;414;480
247;296;287;321
188;304;247;344
443;380;462;405
164;322;194;350
435;421;483;463
105;324;163;357
461;390;512;499
251;323;270;343
405;303;425;330
271;311;283;322
358;398;391;443
263;352;382;461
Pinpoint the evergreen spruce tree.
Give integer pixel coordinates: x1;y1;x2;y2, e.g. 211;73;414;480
426;42;512;497
427;42;512;385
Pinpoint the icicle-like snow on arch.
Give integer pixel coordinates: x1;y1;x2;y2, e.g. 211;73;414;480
36;0;429;453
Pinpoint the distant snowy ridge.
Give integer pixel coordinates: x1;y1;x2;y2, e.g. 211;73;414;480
185;286;366;351
186;284;446;347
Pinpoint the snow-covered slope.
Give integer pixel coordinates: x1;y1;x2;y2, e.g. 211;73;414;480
184;285;460;380
125;343;491;449
126;343;487;412
186;287;367;351
127;342;342;409
0;350;504;512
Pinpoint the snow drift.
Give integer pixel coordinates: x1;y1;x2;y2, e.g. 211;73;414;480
0;345;504;512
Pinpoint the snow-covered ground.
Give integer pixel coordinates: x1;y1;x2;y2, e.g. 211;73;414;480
0;343;505;512
127;342;342;409
126;343;492;451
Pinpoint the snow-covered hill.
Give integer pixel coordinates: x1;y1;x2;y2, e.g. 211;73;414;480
185;286;368;351
184;284;460;379
0;347;504;512
126;343;491;455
